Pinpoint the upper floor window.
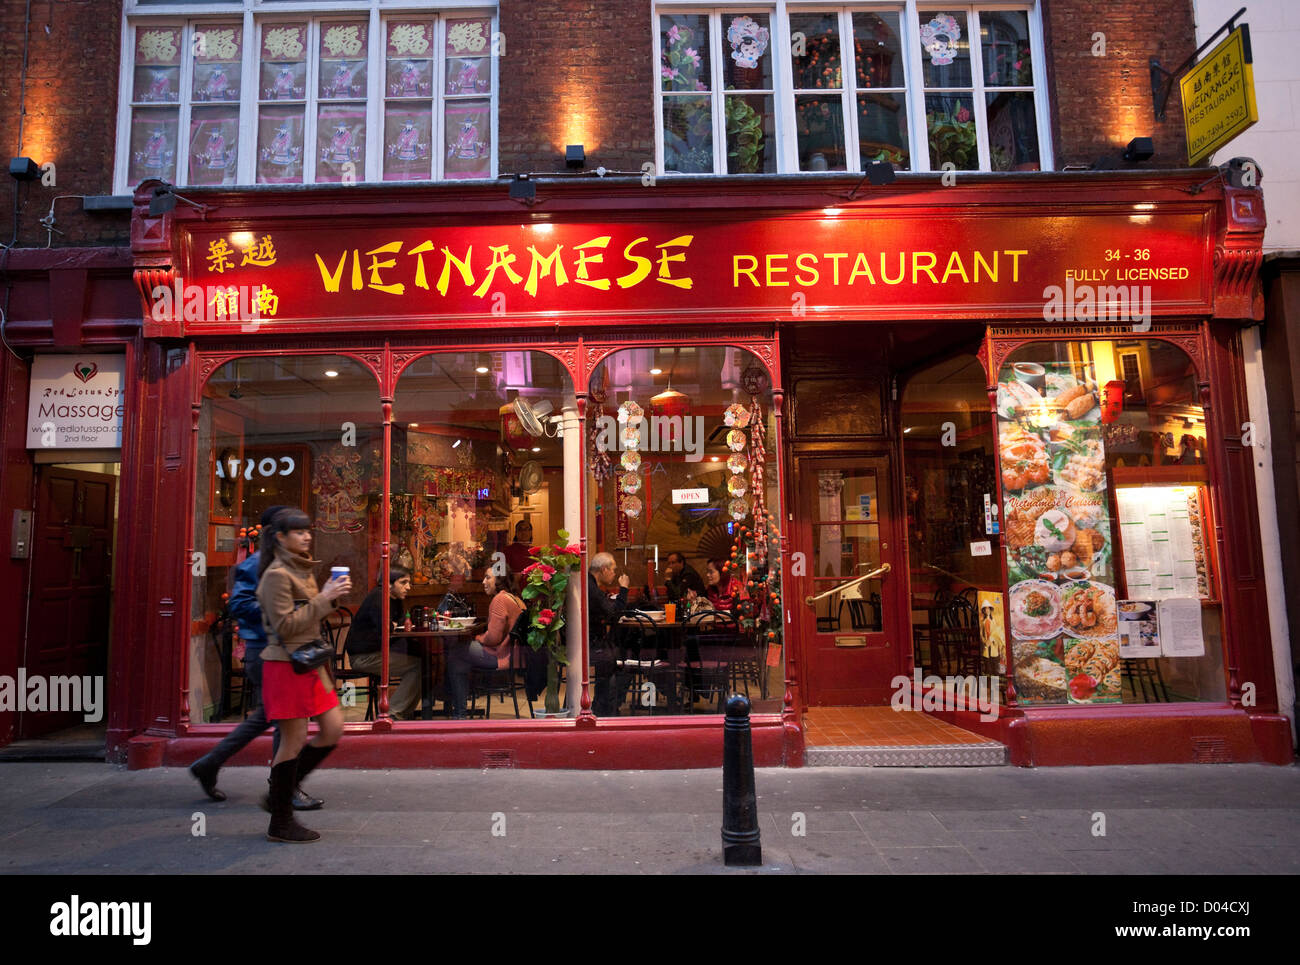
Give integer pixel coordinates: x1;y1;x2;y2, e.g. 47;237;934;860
117;2;497;191
654;2;1049;175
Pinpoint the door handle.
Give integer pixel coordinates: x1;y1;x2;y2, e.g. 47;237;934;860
805;563;890;607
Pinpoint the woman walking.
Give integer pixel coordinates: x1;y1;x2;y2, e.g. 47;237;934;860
256;507;351;842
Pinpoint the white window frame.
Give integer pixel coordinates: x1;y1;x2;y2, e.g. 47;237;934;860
115;1;498;192
652;0;1052;175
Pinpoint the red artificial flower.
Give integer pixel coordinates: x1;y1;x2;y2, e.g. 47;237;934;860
563;544;583;555
540;564;556;576
521;562;538;575
529;545;543;555
538;608;555;626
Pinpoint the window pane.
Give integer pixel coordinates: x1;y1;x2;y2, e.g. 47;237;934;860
925;93;978;170
259;24;308;101
725;94;775;173
663;96;714;173
722;13;772;90
444;99;491;179
129;107;179;183
188;107;239;185
587;346;782;717
257;105;305;183
386;21;435;97
790;13;841;90
998;340;1222;706
383;106;433;181
192;24;242;102
192;356;380;725
852;12;905;88
133;26;182;102
795;94;846;171
661;14;710;92
318;22;368;99
980;10;1033;87
918;11;971;87
317;104;366;182
986;91;1039;171
393;352;576;720
858;92;910;170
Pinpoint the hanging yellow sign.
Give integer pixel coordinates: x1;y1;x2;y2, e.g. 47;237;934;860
1180;25;1258;165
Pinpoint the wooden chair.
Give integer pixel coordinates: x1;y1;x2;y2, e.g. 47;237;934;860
683;611;741;713
323;607;375;720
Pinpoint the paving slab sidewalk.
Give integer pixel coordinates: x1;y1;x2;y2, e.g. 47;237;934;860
1;762;1296;875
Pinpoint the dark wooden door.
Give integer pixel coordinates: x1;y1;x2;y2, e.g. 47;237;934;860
795;456;905;705
21;467;116;737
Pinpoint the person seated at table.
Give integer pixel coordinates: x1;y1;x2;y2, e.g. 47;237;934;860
589;552;630;715
701;558;745;612
645;550;705;605
503;518;535;576
445;567;526;719
345;566;421;720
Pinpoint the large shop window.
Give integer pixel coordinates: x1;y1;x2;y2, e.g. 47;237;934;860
902;354;1003;687
995;339;1225;707
192;355;380;724
118;2;497;191
654;3;1048;174
585;346;783;717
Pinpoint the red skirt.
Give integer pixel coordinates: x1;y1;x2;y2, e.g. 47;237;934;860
262;660;338;721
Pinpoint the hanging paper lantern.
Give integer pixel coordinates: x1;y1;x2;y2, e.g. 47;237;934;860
650;387;690;444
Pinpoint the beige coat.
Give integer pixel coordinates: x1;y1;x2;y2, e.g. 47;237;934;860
256;547;337;662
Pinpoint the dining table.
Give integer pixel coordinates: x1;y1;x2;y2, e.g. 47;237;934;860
389;623;485;719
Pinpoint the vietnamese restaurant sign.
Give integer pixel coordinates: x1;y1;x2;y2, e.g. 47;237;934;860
160;211;1212;331
27;355;127;449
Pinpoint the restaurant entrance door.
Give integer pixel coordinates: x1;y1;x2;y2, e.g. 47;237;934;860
795;455;905;705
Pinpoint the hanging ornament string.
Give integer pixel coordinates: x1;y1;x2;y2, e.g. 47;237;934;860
749;398;767;559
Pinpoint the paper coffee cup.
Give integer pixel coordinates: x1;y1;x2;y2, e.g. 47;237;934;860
330;566;350;583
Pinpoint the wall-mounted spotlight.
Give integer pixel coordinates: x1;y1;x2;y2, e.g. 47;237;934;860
1123;137;1154;163
565;144;585;169
148;182;209;216
508;174;536;203
8;157;41;181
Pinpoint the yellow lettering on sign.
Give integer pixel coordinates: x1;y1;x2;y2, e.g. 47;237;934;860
407;240;436;290
574;236;612;290
848;252;875;285
733;255;759;288
438;247;475;296
794;253;819;287
825;253;848;285
941;251;969;284
974;250;997;283
473;245;523;298
912;251;938;284
525;244;569;296
315;251;354;293
765;253;789;287
1006;250;1027;282
880;252;904;285
365;242;405;295
617;237;652;289
656;236;693;289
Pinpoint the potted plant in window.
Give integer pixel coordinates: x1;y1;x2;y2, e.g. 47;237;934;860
661;22;713;172
725;97;766;173
520;530;582;716
926;100;978;170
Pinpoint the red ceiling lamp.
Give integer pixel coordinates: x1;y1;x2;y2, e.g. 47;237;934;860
650;385;690;443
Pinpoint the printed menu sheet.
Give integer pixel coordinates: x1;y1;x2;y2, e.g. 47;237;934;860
1115;486;1205;600
1117;597;1205;657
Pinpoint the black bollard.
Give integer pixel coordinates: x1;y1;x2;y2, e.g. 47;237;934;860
721;694;762;866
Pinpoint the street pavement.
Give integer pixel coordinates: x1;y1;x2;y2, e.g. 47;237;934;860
0;761;1297;875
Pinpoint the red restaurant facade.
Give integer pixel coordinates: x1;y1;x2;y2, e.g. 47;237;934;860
1;168;1292;768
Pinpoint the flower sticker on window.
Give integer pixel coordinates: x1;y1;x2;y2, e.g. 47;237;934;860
920;14;961;66
726;16;769;69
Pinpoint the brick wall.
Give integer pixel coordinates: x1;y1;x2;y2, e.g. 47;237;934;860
498;0;655;174
0;0;129;248
1044;0;1199;167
